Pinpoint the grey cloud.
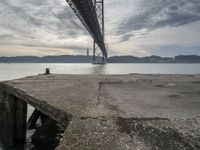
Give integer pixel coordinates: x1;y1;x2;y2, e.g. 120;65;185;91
0;0;87;43
117;0;200;35
119;34;132;42
0;42;88;53
1;0;200;56
21;43;88;51
0;34;14;40
119;29;152;43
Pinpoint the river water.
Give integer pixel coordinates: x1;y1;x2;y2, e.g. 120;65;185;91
0;63;200;150
0;63;200;82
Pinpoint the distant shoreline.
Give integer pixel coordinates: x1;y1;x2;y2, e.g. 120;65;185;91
0;55;200;63
1;62;200;64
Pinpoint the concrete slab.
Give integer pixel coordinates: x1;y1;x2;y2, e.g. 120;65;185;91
0;74;200;149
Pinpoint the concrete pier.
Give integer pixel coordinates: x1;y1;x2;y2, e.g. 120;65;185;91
0;74;200;149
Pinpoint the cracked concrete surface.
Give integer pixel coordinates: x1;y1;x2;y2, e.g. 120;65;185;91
0;74;200;149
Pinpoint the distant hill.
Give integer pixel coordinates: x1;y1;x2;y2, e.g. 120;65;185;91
108;55;173;63
0;55;200;63
0;55;93;63
108;55;200;63
174;55;200;63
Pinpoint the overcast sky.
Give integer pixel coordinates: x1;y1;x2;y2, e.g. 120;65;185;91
0;0;200;57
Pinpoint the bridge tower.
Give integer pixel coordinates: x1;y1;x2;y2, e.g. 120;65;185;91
66;0;107;63
93;0;106;64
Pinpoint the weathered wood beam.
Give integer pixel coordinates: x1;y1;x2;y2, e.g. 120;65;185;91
27;109;40;129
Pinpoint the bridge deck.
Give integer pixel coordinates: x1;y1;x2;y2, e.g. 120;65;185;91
66;0;107;58
1;74;200;149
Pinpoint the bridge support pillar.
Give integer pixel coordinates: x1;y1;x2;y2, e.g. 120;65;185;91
0;87;27;145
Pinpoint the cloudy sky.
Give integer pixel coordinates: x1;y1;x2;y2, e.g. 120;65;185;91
0;0;200;57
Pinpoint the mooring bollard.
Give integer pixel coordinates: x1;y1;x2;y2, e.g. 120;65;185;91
45;68;50;75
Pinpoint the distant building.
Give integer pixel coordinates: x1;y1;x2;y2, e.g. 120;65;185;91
87;49;89;56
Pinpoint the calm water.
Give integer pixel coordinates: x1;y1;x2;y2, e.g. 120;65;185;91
0;63;200;81
0;63;200;150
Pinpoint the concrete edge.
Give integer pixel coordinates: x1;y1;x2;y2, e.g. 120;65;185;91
0;82;72;128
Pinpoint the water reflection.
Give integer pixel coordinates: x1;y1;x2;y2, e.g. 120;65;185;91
91;64;106;74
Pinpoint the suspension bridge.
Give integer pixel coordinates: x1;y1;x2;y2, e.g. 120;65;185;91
66;0;107;63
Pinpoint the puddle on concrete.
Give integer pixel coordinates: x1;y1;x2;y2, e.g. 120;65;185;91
0;105;65;150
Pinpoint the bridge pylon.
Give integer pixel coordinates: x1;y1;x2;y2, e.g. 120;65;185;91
93;0;107;64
